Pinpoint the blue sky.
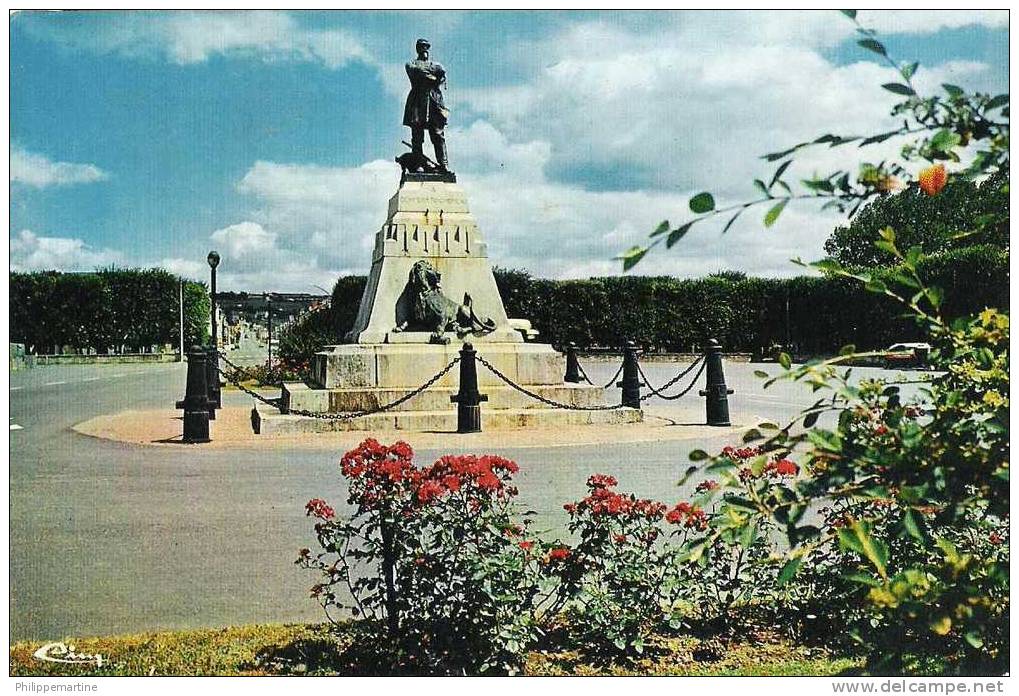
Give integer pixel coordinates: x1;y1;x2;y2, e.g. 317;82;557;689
10;10;1009;291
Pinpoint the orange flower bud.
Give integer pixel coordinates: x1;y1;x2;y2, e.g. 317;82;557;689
918;163;947;196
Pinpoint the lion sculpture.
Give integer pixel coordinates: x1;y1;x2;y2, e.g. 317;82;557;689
392;260;496;344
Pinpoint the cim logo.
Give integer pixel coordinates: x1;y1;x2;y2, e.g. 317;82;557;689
32;642;105;668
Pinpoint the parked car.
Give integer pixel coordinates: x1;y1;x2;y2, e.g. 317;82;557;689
883;342;931;369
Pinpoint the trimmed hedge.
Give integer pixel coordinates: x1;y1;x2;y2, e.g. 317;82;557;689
10;268;209;354
278;246;1007;364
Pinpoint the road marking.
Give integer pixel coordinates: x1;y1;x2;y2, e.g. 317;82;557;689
82;377;101;382
109;373;126;378
43;381;67;386
10;386;23;391
10;424;23;431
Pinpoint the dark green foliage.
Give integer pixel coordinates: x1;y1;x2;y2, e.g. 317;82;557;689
823;173;1009;268
10;268;208;354
283;250;1006;363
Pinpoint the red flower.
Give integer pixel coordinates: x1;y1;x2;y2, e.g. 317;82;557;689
666;502;708;530
547;547;571;562
518;540;534;551
695;479;720;493
305;498;335;520
563;502;577;514
768;459;799;477
587;474;618;490
990;532;1003;545
918;163;947;196
613;534;628;544
874;424;889;436
416;479;445;504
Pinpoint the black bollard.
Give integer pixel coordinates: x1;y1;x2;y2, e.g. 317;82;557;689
617;340;642;408
699;338;734;426
175;345;211;443
450;342;488;433
564;342;582;383
204;346;220;420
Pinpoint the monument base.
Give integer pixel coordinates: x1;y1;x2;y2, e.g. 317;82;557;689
250;340;643;434
252;403;642;435
311;341;565;390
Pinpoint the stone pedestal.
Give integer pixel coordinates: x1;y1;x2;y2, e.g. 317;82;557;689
253;175;642;434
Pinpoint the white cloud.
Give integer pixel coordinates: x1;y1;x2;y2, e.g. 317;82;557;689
209;221;278;257
9;229;122;271
157;257;207;280
10;146;108;188
860;10;1008;34
25;11;369;69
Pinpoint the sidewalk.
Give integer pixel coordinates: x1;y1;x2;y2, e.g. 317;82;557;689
72;405;756;451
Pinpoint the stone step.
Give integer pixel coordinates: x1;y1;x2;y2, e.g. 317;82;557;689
283;381;610;414
252;403;642;435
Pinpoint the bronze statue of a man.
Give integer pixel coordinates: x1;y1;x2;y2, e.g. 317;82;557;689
404;38;451;172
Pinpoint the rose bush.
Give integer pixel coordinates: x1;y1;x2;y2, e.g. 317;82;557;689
299;439;556;674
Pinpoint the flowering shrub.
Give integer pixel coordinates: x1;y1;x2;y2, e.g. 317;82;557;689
690;251;1009;671
299;439;553;674
554;475;680;656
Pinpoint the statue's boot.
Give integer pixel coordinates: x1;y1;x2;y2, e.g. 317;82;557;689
433;137;452;174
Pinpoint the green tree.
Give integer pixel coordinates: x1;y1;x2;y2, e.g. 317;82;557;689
823;172;1008;268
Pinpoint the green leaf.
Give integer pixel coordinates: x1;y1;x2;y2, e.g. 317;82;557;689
777;557;803;584
739;521;757;549
901;62;919;80
839;344;857;356
865;278;888;294
926;285;943;309
689;192;716;213
722;210;743;234
753;179;771;197
753;369;770;378
667;222;694;249
881;83;915;96
842;521;889;578
803;411;820;428
842;571;882;587
930;129;962;153
778;352;792;369
840;10;857;19
689;449;710;462
650;220;670;237
964;632;985;649
902;508;924;541
725;497;759;512
985;94;1009;111
616;245;649;271
764;199;788;227
857;39;887;56
770;160;793;187
942;83;964;98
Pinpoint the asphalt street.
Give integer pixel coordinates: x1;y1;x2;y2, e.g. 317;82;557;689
9;353;926;642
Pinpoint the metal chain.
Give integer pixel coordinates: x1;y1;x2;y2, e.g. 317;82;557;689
599;361;625;389
216;351;283;388
575;361;594;385
637;355;703;396
638;357;707;401
475;353;625;411
213;363;286;409
214;355;462;421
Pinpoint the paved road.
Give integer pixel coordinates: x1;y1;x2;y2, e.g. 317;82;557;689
9;356;926;641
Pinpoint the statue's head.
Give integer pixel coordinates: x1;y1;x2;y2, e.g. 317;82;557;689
415;38;430;59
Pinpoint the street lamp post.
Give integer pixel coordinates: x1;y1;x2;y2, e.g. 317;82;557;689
267;294;274;371
207;251;220;348
207;251;222;411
